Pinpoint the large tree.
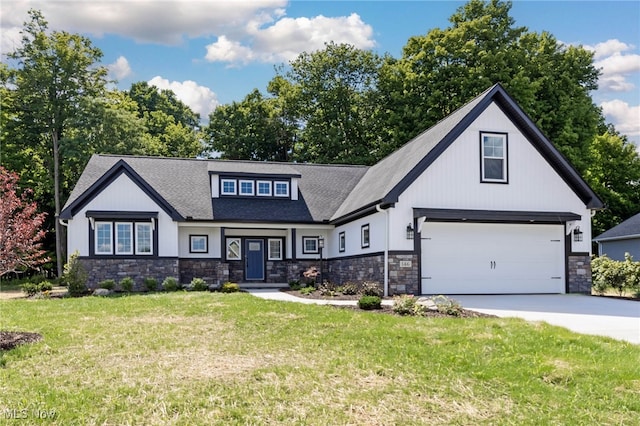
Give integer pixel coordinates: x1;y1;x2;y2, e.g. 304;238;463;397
380;0;601;172
0;167;48;277
5;10;108;276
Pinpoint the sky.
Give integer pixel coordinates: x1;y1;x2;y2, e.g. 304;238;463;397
1;0;639;147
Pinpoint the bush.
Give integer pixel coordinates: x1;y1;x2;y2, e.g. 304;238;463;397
21;281;53;297
98;279;115;290
190;278;208;292
162;277;180;292
300;286;316;295
221;282;240;293
119;277;134;293
392;294;417;315
340;282;359;295
432;295;463;316
288;280;302;290
318;282;336;297
62;251;88;296
358;295;382;310
361;281;383;297
144;277;158;292
592;254;640;296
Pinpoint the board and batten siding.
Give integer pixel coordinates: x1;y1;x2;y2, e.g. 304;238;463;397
177;226;222;258
388;102;593;254
329;211;387;258
66;173;179;257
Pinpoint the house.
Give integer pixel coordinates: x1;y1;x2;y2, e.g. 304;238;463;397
61;84;603;295
593;213;640;261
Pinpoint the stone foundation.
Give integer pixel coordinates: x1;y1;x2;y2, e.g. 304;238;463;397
388;253;419;295
568;254;592;293
79;257;179;291
178;259;229;286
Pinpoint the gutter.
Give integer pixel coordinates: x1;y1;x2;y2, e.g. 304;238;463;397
376;203;389;297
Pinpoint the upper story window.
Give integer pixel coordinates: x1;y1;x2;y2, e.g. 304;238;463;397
274;181;289;197
480;132;508;183
239;180;254;196
257;181;272;196
221;179;237;195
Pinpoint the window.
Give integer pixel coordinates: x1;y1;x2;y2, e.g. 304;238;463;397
257;181;272;196
136;223;153;255
226;238;241;260
361;224;370;248
239;180;254;196
116;222;133;255
95;222;113;254
221;179;237;195
274;181;289;197
268;239;282;260
339;231;345;253
302;237;319;254
481;132;508;183
190;235;208;253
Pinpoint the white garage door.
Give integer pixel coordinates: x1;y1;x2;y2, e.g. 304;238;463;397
421;222;565;294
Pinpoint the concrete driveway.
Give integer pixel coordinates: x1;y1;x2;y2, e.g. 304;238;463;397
453;295;639;345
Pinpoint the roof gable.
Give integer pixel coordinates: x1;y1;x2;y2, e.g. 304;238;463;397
331;84;603;222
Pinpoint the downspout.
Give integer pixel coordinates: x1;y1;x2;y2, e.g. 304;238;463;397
376;204;389;297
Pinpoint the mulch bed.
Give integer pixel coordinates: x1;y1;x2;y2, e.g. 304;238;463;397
0;331;43;351
281;289;495;318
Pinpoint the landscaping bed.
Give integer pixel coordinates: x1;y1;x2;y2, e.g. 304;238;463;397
0;331;43;350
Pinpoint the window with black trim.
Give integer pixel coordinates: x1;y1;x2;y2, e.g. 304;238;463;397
268;238;282;260
95;222;113;254
361;224;370;248
239;180;254;196
302;237;319;254
274;181;290;197
257;181;272;196
92;219;154;256
481;132;508;183
221;179;237;195
226;238;241;260
190;235;208;253
136;223;152;255
338;232;345;252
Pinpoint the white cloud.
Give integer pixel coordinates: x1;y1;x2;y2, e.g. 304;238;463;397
205;13;376;65
107;56;132;80
147;76;219;119
584;39;634;60
582;38;640;93
601;99;640;137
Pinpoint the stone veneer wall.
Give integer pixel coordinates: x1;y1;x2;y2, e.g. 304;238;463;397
387;253;419;295
178;259;229;286
79;257;179;291
567;254;592;293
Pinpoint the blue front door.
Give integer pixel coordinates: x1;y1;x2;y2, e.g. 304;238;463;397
245;239;265;280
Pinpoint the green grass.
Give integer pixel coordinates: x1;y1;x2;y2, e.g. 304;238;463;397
1;293;638;425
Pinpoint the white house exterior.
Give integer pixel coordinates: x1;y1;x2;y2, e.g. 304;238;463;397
61;84;603;294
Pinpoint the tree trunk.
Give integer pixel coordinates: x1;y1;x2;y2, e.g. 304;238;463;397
53;130;63;277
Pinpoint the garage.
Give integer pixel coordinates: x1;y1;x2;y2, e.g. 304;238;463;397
420;222;566;295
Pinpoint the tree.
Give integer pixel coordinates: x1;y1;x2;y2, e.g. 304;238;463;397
206;89;295;161
380;0;601;171
0;167;48;277
269;42;385;164
6;10;108;276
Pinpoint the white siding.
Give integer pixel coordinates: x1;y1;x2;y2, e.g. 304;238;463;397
390;102;593;254
178;226;221;258
329;211;388;258
66;174;178;257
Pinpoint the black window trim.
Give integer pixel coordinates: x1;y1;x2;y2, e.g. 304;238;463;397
189;234;209;254
479;131;509;184
361;224;370;249
87;213;158;258
302;236;319;254
338;231;346;253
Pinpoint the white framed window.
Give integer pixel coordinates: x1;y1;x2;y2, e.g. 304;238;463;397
303;237;319;254
226;238;241;260
95;222;113;254
274;181;290;197
268;238;282;260
115;222;133;255
221;179;237;195
190;235;208;253
339;231;345;253
481;132;508;183
239;180;254;196
136;223;153;255
257;180;272;196
361;224;370;249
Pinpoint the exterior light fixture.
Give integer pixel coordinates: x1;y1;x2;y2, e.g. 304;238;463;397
406;223;414;240
318;236;325;249
573;227;583;242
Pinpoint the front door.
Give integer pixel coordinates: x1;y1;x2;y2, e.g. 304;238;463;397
245;239;265;280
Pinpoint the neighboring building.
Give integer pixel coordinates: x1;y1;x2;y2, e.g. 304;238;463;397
61;84;603;295
594;213;640;261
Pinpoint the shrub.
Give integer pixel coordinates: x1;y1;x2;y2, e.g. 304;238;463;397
591;255;639;296
432;295;463;316
221;282;240;293
162;277;180;292
358;295;382;310
98;279;116;290
319;282;336;297
21;281;53;297
392;294;417;315
300;286;316;295
361;281;383;297
340;282;359;295
144;277;158;292
62;251;88;296
190;278;208;291
119;277;134;293
288;280;302;291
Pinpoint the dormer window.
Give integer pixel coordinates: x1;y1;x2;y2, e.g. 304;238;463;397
239;180;254;196
221;179;237;195
257;181;272;196
274;181;289;197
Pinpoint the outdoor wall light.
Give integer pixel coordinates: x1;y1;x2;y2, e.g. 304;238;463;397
318;236;325;249
573;227;583;242
406;223;414;240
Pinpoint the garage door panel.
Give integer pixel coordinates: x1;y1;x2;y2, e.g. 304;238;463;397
421;222;565;294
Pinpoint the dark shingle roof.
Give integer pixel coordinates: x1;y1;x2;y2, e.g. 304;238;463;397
594;213;640;241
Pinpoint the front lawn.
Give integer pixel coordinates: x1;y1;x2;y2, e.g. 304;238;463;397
1;292;638;425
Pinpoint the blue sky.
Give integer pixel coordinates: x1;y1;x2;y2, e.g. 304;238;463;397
2;1;639;146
